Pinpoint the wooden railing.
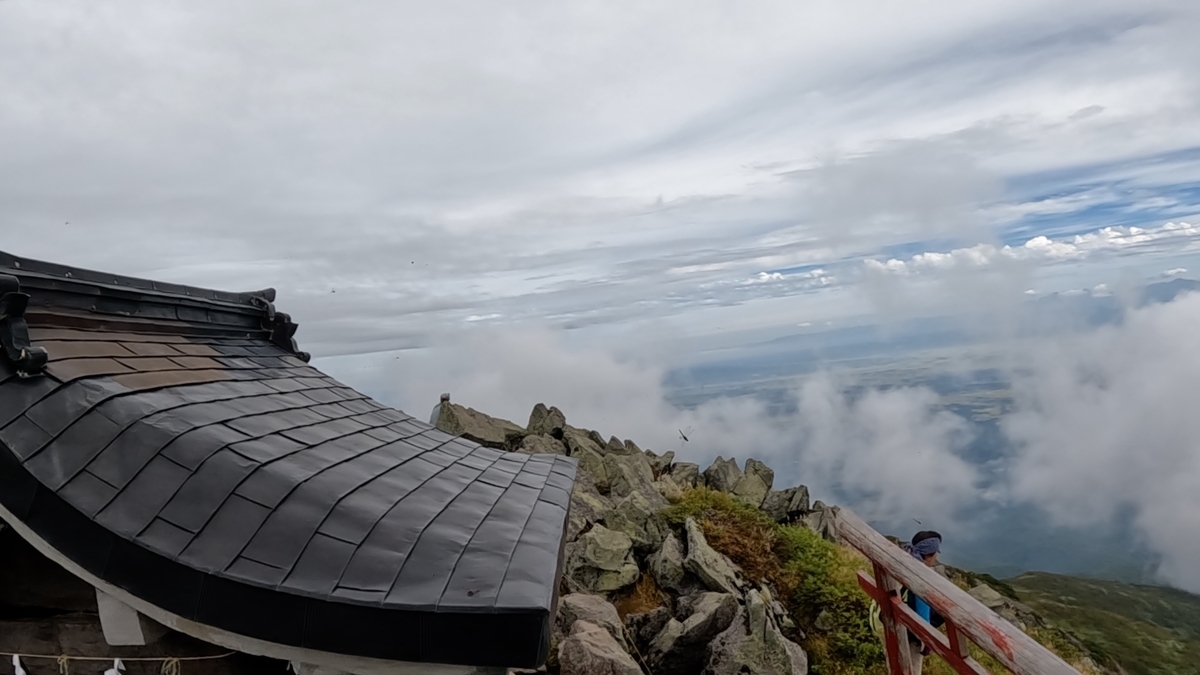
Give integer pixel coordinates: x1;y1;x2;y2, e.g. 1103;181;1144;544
833;509;1082;675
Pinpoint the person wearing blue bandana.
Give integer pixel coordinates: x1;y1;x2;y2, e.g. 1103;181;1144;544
899;531;944;673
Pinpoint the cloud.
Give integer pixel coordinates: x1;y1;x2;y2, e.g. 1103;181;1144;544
795;139;1003;247
3;1;1200;356
865;221;1200;276
320;326;981;525
1002;292;1200;591
1164;267;1188;277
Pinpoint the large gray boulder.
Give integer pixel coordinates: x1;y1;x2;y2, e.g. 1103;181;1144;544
557;594;627;649
564;426;607;456
732;458;774;507
649;533;689;593
604;452;667;507
968;584;1043;631
761;486;811;523
565;525;640;593
683;518;743;596
669;462;701;488
528;403;567;438
604;491;668;554
434;403;525;450
572;444;611;493
558;621;642;675
648;592;740;675
703;456;743;493
519;434;568;456
653;476;685;501
704;590;808;675
567;479;614;542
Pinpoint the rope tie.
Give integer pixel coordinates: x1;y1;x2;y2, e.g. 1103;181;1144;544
0;652;234;675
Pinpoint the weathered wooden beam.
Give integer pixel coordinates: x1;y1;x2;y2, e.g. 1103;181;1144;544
837;509;1081;675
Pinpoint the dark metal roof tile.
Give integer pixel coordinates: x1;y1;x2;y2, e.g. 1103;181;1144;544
46;358;135;381
56;470;120;518
161;424;252;470
122;342;186;357
178;495;271;573
42;340;137;359
159;448;260;532
95;456;193;538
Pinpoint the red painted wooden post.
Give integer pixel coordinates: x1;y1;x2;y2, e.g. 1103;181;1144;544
948;623;970;660
871;562;912;675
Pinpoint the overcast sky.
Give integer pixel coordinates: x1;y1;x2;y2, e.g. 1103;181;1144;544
4;0;1200;358
5;1;1200;589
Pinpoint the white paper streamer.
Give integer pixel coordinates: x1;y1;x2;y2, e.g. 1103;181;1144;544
12;655;25;675
103;658;124;675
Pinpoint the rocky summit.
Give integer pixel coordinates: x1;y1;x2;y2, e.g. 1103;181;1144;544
435;402;822;675
436;401;1126;675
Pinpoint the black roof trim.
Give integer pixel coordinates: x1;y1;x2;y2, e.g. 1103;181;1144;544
0;252;308;362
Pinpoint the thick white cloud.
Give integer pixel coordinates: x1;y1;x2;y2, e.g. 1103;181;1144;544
321;326;981;526
1003;292;1200;591
865;221;1200;276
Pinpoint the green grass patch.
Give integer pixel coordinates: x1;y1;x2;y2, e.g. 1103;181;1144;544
1011;572;1200;675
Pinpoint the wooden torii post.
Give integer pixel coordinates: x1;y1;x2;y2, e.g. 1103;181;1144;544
833;509;1083;675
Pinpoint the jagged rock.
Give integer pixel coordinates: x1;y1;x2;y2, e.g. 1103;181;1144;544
434;403;525;450
703;456;743;493
669;462;701;488
528;403;566;438
604;452;667;507
568;479;614;541
683;517;743;596
606;435;636;455
565;525;640;593
650;533;688;593
624;439;643;455
519;434;568;455
626;606;672;653
761;487;811;523
557;594;627;649
745;458;774;485
604;491;668;553
799;504;838;542
587;429;607;449
731;458;773;507
704;590;808;675
649;592;739;675
558;621;642;675
572;444;611;493
646;450;675;477
813;609;834;632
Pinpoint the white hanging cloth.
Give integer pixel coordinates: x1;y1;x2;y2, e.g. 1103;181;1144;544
12;655;26;675
103;659;124;675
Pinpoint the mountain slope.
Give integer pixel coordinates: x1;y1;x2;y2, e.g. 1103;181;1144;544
1009;572;1200;675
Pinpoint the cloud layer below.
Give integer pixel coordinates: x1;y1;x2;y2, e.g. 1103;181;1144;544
323;288;1200;592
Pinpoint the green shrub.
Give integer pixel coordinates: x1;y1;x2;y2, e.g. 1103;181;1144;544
662;488;886;675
